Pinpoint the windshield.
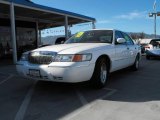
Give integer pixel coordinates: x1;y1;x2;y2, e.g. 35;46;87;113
65;30;113;44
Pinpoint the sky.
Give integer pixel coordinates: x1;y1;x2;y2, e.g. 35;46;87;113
32;0;160;37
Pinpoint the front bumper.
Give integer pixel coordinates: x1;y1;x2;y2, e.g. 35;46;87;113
16;61;95;83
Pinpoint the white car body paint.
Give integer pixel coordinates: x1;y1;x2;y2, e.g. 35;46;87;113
16;29;141;83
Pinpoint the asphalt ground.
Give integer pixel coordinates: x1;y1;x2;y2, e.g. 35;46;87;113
0;56;160;120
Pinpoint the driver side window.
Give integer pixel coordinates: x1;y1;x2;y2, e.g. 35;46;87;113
121;32;134;45
115;31;124;45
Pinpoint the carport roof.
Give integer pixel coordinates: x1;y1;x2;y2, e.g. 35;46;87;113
1;0;96;22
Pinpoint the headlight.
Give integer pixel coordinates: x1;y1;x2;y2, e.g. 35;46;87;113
20;53;28;61
55;54;92;62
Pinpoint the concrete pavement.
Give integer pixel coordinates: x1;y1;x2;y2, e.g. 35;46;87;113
0;56;160;120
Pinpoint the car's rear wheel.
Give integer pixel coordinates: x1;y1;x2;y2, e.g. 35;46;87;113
90;57;109;88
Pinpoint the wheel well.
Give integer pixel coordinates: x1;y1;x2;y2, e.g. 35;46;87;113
96;55;111;71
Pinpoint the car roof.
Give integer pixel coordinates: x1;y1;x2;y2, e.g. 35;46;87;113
140;38;160;44
80;29;121;32
140;39;152;44
150;39;160;41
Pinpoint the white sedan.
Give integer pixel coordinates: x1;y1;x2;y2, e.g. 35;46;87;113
16;29;141;88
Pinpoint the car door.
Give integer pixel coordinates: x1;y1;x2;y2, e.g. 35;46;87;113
112;31;129;71
121;32;137;65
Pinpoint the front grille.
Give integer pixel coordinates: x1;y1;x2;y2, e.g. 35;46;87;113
29;55;53;64
28;51;56;65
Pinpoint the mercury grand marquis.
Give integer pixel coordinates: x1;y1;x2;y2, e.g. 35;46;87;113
16;29;141;88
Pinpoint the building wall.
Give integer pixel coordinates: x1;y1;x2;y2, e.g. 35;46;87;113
0;18;37;61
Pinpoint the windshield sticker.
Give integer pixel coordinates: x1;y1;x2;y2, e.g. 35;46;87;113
75;32;84;38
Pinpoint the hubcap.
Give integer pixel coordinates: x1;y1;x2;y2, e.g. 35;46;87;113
100;62;107;84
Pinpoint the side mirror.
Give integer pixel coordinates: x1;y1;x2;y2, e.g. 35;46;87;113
117;38;126;44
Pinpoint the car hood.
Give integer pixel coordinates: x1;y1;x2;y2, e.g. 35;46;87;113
32;43;111;54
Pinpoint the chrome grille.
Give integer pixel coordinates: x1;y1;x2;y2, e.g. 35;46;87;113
28;51;56;65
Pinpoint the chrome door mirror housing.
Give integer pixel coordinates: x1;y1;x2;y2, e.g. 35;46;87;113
117;38;126;44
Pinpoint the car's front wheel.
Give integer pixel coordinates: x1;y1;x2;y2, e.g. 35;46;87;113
132;55;140;71
90;57;109;88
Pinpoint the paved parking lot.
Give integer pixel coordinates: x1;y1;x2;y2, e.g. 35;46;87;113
0;56;160;120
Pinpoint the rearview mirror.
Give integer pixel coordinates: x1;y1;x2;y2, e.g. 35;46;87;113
117;38;126;44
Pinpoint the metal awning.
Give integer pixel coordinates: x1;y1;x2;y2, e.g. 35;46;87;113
0;0;96;29
0;0;96;64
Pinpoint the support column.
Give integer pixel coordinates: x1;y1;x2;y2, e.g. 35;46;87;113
154;13;157;38
65;16;69;40
92;21;96;29
39;30;41;46
10;2;17;64
36;21;39;47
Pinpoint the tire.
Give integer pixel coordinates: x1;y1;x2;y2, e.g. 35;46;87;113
90;57;109;88
146;55;150;60
132;55;140;71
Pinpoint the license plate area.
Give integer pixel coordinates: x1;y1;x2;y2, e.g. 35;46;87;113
29;69;41;78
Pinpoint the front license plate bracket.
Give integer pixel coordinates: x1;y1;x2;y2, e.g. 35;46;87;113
29;69;41;78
